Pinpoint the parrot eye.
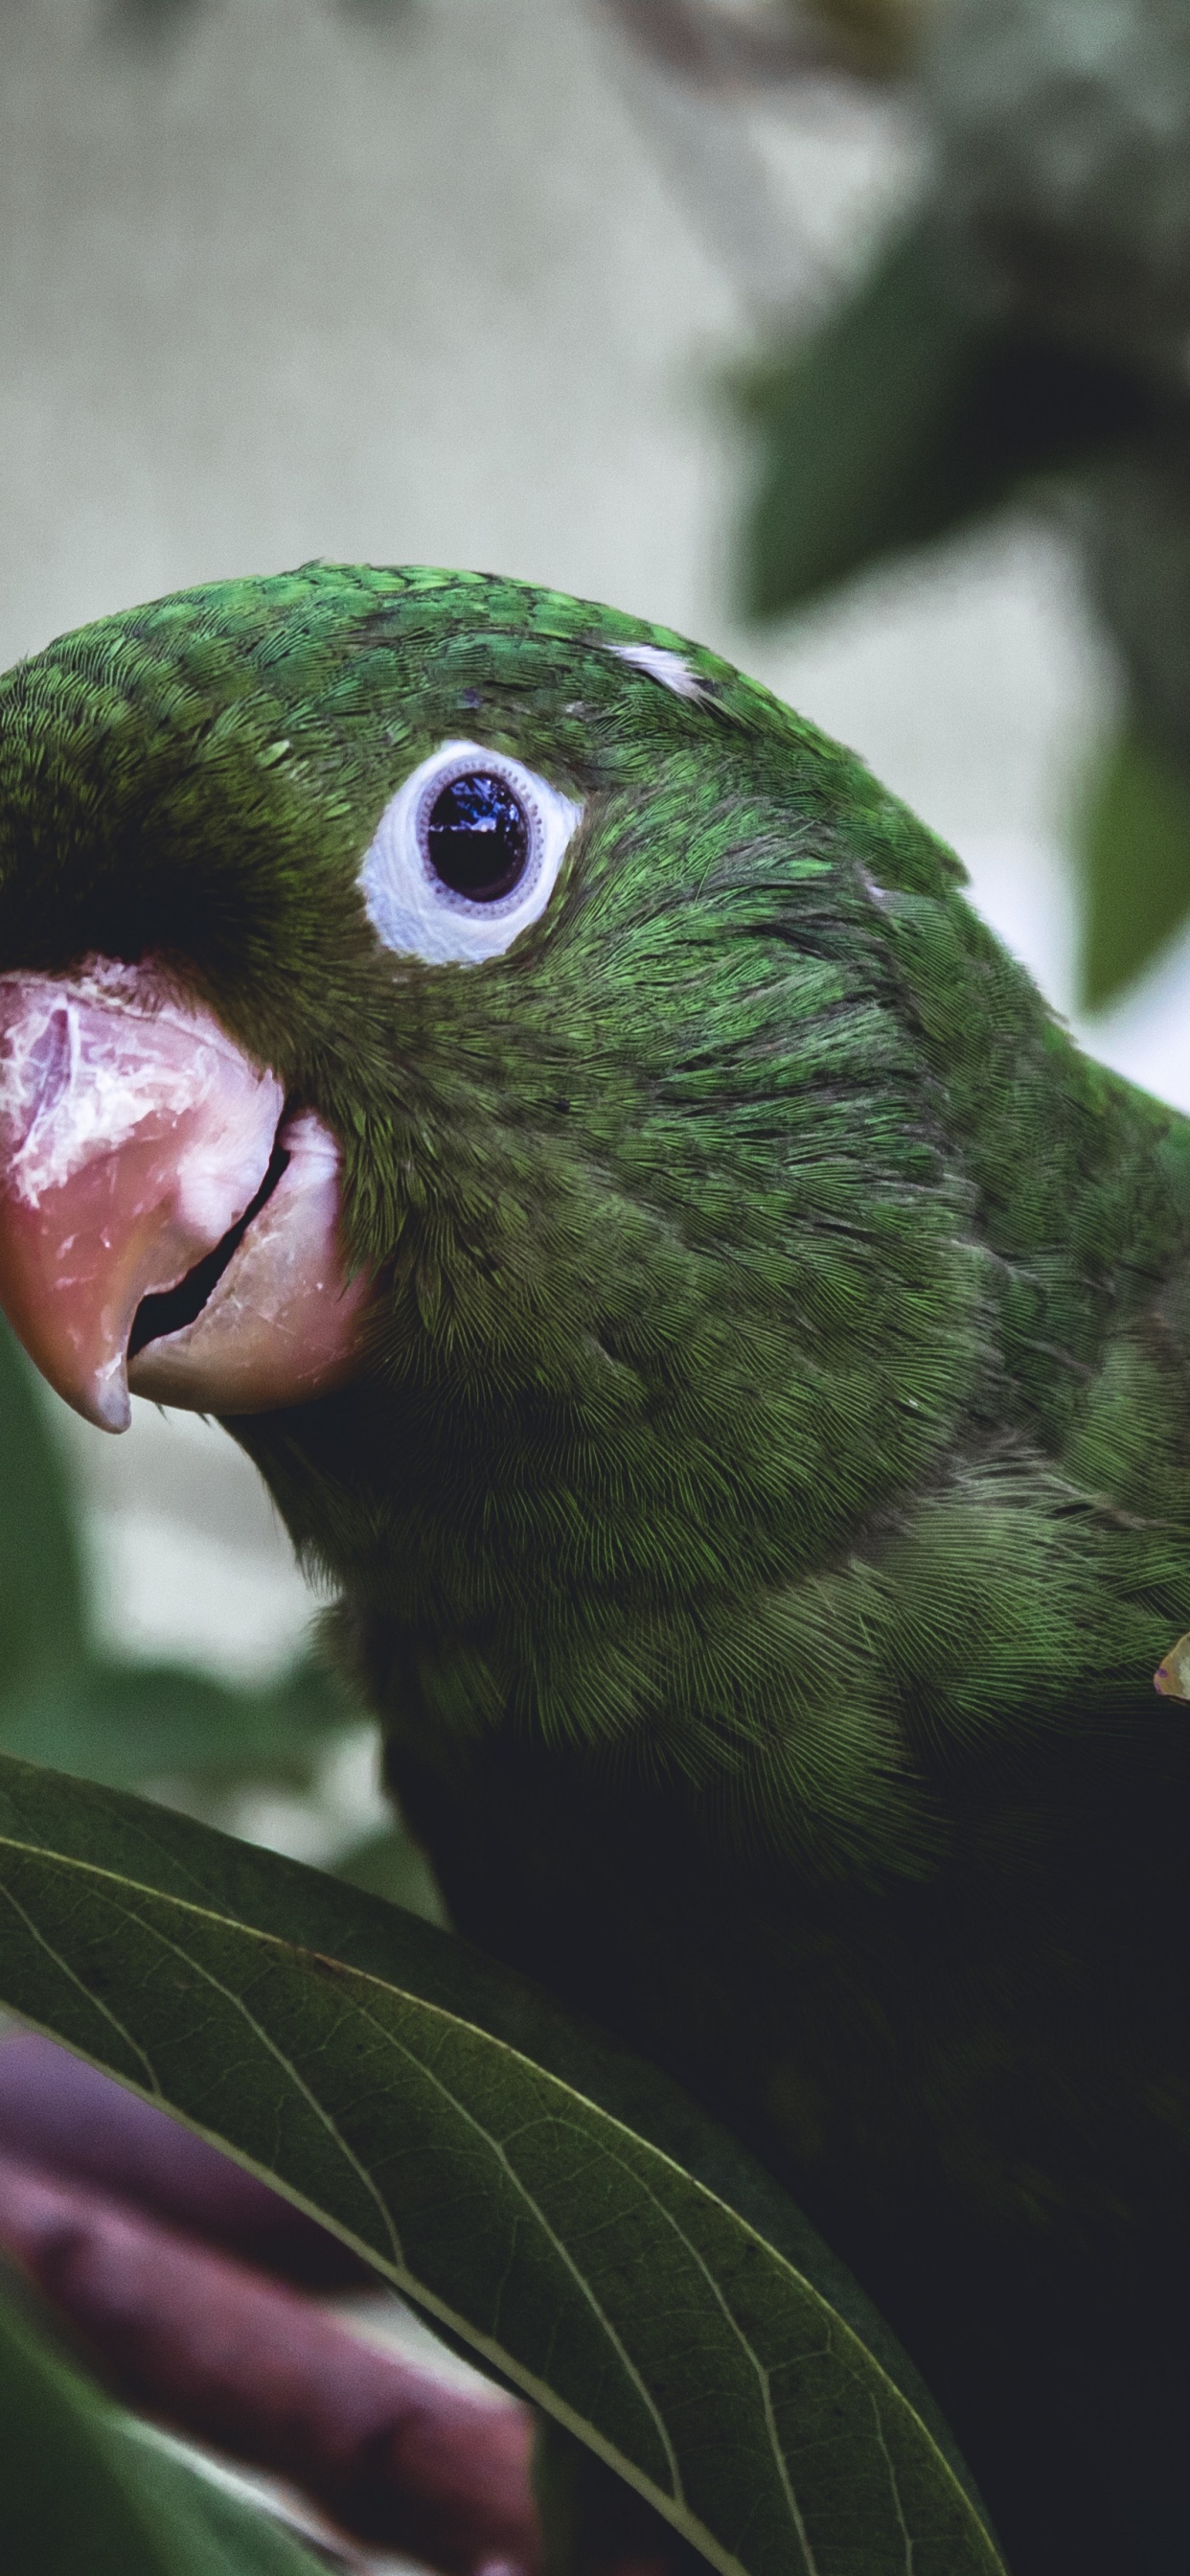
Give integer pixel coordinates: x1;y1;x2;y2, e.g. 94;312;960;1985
358;740;582;966
424;770;528;902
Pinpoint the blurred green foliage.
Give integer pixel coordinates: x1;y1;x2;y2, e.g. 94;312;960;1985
0;1314;355;1794
0;2264;330;2576
739;0;1190;1015
607;0;939;83
1080;723;1190;1013
741;217;1156;617
0;1313;441;1912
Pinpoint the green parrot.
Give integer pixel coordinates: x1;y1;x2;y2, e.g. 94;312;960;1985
0;564;1184;2576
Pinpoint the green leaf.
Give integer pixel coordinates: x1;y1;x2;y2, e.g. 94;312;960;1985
106;2439;337;2576
740;212;1156;618
0;2267;331;2575
0;1655;363;1793
1077;721;1190;1009
0;1750;963;2449
0;1757;1003;2576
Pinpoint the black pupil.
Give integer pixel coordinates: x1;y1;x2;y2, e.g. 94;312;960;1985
425;770;530;903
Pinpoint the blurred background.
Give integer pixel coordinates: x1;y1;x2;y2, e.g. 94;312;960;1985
2;0;1188;2564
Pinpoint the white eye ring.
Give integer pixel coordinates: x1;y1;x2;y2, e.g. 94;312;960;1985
357;739;582;966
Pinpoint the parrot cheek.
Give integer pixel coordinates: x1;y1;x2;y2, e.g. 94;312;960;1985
0;961;371;1432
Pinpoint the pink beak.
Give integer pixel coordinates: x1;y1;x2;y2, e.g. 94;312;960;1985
0;959;373;1432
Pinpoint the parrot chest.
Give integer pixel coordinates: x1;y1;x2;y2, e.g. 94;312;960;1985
377;1666;1190;2572
376;1647;1190;2267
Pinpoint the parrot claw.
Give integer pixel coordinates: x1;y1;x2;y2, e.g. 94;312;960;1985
1155;1630;1190;1698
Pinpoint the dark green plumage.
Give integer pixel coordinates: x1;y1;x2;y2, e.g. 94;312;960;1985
0;564;1187;2571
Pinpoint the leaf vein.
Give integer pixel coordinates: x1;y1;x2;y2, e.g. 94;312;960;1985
574;2134;824;2575
348;1996;685;2504
0;1878;160;2096
126;1910;405;2272
871;2392;914;2576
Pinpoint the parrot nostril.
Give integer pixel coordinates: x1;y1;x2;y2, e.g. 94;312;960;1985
23;1003;73;1120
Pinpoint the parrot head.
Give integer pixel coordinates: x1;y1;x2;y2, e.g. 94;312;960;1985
0;564;1011;1809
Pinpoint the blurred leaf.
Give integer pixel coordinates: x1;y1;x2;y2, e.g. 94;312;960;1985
799;0;931;75
112;2446;340;2576
1077;722;1190;1010
0;2266;332;2576
0;1317;368;1804
0;1324;87;1692
0;1320;368;1801
741;213;1157;618
0;1655;364;1795
1072;445;1190;806
604;0;923;83
0;1756;1001;2576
